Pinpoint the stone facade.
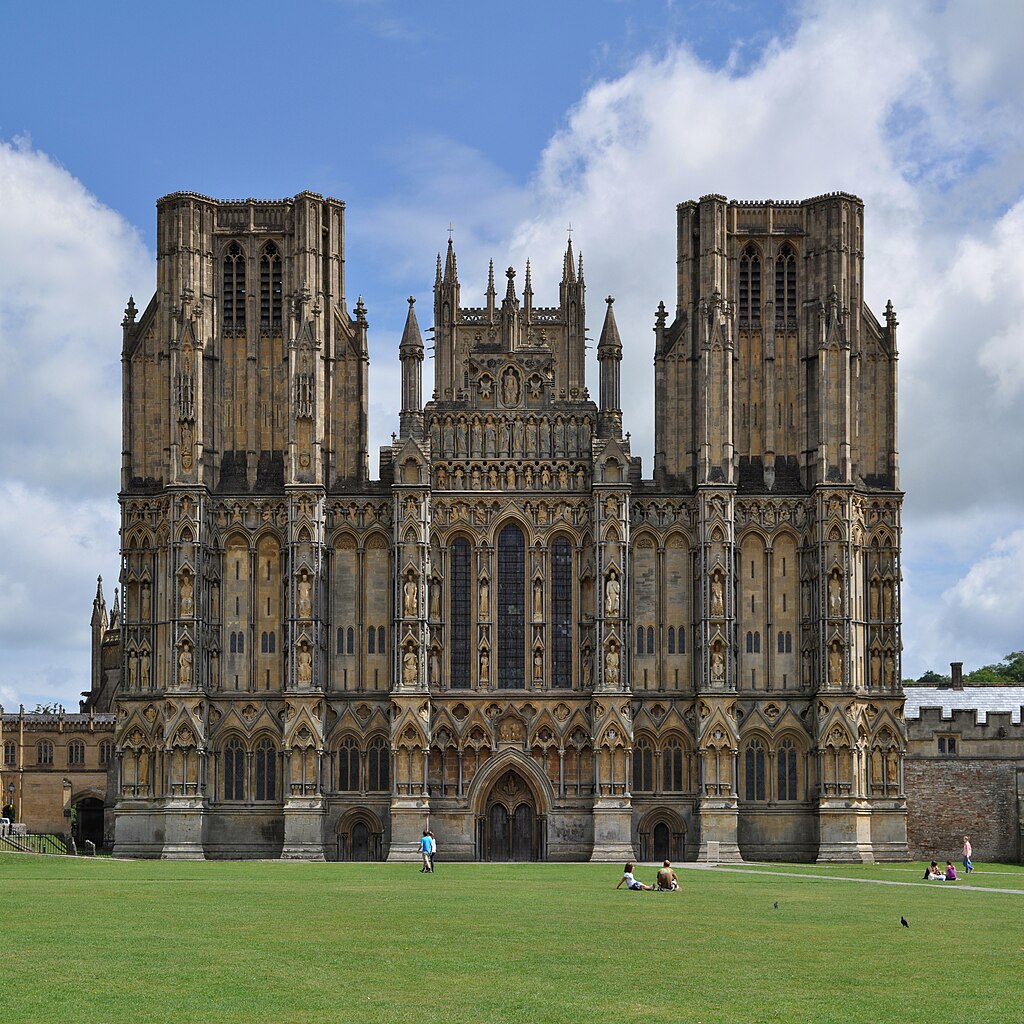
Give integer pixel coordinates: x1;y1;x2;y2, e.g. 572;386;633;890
905;678;1024;863
103;190;907;861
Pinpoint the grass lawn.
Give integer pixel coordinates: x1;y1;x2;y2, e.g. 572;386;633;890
1;855;1021;1024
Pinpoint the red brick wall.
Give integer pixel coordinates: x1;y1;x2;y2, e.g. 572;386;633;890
905;757;1021;863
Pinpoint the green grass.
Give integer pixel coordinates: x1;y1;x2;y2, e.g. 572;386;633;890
1;855;1021;1024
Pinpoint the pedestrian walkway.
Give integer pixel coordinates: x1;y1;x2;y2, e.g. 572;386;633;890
682;862;1024;895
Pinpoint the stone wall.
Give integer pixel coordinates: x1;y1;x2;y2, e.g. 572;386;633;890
904;757;1022;862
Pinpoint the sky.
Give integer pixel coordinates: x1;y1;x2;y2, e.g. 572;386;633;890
1;0;1022;710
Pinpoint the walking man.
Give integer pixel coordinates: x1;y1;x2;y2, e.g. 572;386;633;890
419;829;432;872
962;835;973;874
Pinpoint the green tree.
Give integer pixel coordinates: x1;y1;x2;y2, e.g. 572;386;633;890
917;669;949;683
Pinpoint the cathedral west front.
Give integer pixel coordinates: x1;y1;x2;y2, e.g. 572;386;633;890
105;190;908;862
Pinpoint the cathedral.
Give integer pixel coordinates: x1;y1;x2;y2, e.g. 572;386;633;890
103;190;908;862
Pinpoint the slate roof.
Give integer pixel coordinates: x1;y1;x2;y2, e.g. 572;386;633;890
903;686;1024;725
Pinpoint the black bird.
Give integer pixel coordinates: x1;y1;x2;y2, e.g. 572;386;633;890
773;901;779;910
901;916;909;928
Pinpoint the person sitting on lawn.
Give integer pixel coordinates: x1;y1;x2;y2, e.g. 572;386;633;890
656;860;679;891
945;860;957;881
616;862;654;891
923;861;944;880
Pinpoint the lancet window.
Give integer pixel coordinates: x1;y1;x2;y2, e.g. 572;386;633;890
738;243;761;326
259;242;282;327
222;242;246;329
498;524;525;688
552;538;572;688
450;538;471;688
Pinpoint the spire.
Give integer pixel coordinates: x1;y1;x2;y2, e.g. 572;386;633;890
598;296;622;352
578;252;584;282
504;266;517;304
122;295;137;328
523;259;533;322
399;296;424;354
443;236;458;285
400;297;424;439
91;575;107;630
487;259;496;299
109;587;121;631
524;259;533;297
435;253;443;288
562;238;576;284
598;297;623;438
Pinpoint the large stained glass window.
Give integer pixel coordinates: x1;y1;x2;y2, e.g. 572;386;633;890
498;524;525;688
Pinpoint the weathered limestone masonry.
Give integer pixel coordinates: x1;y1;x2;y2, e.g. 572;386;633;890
103;190;907;862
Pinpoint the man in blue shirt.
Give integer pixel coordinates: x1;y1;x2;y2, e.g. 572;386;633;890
419;830;432;872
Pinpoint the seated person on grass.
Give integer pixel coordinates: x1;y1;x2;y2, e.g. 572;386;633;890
656;860;679;891
945;860;957;881
616;862;654;891
923;861;944;880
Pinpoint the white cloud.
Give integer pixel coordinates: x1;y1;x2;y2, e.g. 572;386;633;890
0;139;151;709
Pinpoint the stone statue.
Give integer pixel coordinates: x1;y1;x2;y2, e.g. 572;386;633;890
488;466;499;488
605;571;620;616
178;645;192;687
297;647;312;685
140;581;151;622
429;647;440;685
829;644;842;685
513;417;525;454
436;466;448;489
557;465;569;489
710;573;724;618
605;645;620;687
140;648;151;688
480;577;489;618
403;647;418;686
179;575;193;617
297;573;312;618
711;647;725;680
499;419;510;456
871;649;881;686
882;580;894;619
534;649;543;681
480;647;489;682
127;651;138;688
540;465;551;487
869;578;880;619
828;573;842;616
502;371;520;405
403;576;418;618
429;578;440;619
533;578;544;619
582;650;593;688
506;465;517;487
883;651;895;688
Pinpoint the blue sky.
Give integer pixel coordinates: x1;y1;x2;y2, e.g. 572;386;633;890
1;0;1023;709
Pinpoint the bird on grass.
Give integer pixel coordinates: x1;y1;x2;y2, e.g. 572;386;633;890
901;916;909;928
773;901;779;910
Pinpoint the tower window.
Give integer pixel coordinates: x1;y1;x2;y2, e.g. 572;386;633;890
259;242;282;328
223;242;246;329
739;243;761;326
775;243;797;326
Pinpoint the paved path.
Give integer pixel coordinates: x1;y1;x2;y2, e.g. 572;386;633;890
680;862;1024;895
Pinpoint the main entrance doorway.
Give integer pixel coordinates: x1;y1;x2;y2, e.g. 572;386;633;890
481;769;539;861
73;797;105;850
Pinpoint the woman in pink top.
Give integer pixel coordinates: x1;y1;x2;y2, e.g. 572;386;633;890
945;861;957;881
962;836;973;874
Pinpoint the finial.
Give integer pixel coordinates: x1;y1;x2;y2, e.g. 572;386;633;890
448;222;454;241
606;295;614;306
122;295;138;327
567;221;573;241
408;296;416;307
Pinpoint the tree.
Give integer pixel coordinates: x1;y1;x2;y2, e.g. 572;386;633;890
917;669;949;684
